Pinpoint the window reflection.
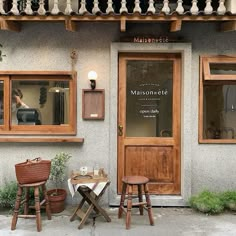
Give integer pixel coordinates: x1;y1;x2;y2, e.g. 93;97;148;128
204;84;236;139
210;63;236;75
11;80;69;125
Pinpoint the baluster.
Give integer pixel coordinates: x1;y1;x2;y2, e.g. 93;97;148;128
176;0;184;14
217;0;226;15
204;0;213;14
162;0;170;14
79;0;88;14
92;0;100;14
51;0;60;15
106;0;114;14
190;0;199;15
10;0;20;15
120;0;128;13
147;0;155;14
65;0;73;15
38;0;46;15
133;0;141;13
24;0;33;15
0;0;6;14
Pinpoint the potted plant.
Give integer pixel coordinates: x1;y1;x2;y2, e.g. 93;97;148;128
47;152;72;213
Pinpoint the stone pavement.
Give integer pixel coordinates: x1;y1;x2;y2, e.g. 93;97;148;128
0;206;236;236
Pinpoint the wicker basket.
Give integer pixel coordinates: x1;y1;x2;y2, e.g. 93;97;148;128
15;157;51;184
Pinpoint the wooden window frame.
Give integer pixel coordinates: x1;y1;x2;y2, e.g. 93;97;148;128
199;55;236;143
0;71;77;136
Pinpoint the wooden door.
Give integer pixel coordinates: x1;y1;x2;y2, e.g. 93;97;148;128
118;53;181;194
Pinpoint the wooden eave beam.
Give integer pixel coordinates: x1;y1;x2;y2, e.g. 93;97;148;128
65;19;77;32
170;20;182;32
120;17;126;32
0;20;21;32
220;21;236;32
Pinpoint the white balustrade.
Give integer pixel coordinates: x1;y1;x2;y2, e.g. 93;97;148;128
24;0;33;15
217;0;226;15
92;0;100;14
162;0;170;14
51;0;60;15
190;0;199;15
176;0;184;14
65;0;73;15
2;0;231;17
79;0;88;14
120;0;128;13
106;0;114;14
133;0;141;13
10;0;19;15
38;0;46;15
147;0;155;14
204;0;213;14
0;0;5;14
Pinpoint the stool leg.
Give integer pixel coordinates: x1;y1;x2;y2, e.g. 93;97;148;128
138;184;143;215
24;187;29;215
42;184;51;220
126;184;133;230
144;183;154;226
34;186;42;232
118;183;127;218
11;185;23;230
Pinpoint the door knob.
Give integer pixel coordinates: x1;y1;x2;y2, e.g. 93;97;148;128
118;124;123;136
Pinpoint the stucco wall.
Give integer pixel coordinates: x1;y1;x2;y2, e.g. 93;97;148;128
0;21;236;206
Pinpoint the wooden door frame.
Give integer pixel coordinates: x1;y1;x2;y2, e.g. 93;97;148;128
118;53;181;194
109;43;192;206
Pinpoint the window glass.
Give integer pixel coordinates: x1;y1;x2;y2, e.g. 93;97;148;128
11;80;69;125
126;60;173;137
203;84;236;139
210;63;236;75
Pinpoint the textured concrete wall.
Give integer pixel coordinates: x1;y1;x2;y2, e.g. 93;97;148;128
0;22;236;206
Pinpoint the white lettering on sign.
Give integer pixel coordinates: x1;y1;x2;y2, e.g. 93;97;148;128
130;89;168;96
90;114;98;117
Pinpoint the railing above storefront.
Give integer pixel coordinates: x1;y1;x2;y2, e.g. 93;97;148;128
0;0;236;32
1;0;235;16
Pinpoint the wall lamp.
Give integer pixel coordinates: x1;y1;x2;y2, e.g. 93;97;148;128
88;70;97;90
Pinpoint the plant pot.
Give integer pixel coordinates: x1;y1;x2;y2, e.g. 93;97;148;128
47;188;67;213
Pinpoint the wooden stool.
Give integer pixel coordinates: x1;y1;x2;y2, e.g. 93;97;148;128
11;181;51;232
118;176;154;229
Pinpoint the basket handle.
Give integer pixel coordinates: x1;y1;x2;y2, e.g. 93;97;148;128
26;157;42;164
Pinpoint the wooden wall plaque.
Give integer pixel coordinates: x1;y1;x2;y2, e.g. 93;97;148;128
82;89;105;120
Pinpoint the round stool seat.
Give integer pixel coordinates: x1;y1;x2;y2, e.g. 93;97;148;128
122;176;149;185
18;181;46;187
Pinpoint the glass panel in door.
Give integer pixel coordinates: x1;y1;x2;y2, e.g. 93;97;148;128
126;60;173;137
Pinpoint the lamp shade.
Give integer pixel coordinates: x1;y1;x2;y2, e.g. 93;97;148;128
48;86;65;93
88;71;98;81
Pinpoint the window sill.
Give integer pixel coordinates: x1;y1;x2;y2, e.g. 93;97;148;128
0;137;84;143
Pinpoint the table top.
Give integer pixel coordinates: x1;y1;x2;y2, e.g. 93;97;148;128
70;172;109;185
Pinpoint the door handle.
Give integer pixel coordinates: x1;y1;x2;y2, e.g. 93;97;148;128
118;124;123;136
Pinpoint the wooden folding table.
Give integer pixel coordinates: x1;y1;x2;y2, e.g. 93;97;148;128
69;174;111;229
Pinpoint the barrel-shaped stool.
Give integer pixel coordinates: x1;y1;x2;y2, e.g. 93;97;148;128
11;181;51;232
118;176;154;229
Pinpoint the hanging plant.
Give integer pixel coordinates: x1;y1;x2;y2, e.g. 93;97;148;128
39;86;47;108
